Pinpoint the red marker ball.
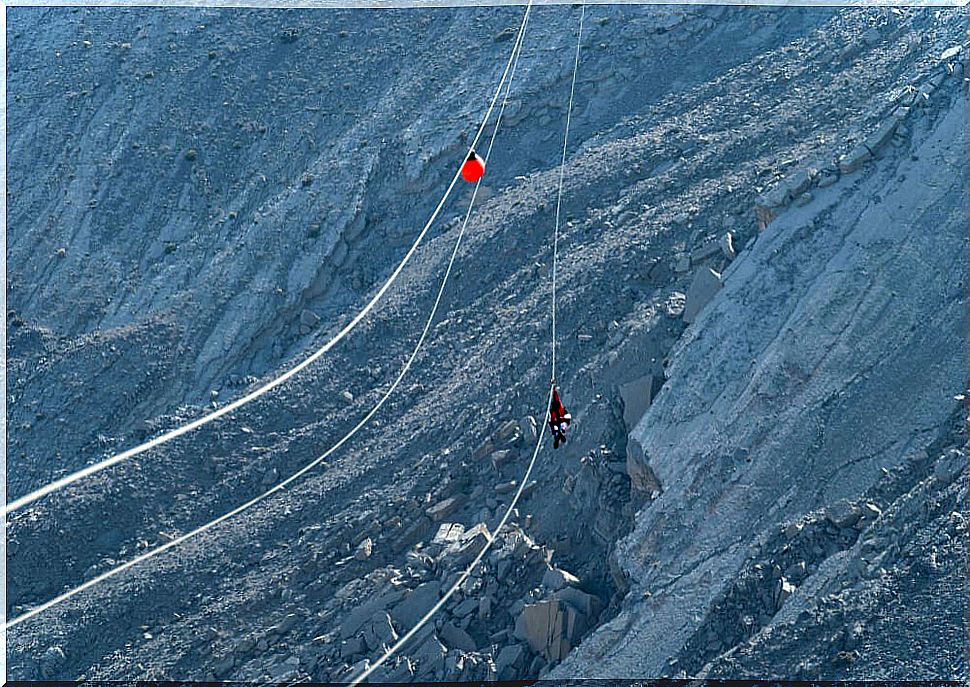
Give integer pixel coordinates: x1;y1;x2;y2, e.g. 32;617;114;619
461;151;486;183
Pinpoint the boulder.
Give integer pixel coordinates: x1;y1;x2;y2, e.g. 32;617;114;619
384;656;416;683
440;622;477;652
394;516;431;553
755;183;792;211
444;524;491;568
40;646;67;679
427;497;460;522
331;239;349;266
213;654;235;677
816;169;839;187
340;588;405;639
271;613;299;636
472;439;495;461
542;567;580;591
445;651;490;681
340;636;365;659
496;419;520;442
933;448;965;485
432;522;466;546
626;437;661;495
233;636;256;655
554;586;602;618
363;612;398;652
479;594;493;620
496;480;518;495
783;521;804;540
658;10;687;31
519;415;538;440
354;537;373;560
861;26;882;47
619;373;657;432
490;449;515;470
719;232;736;259
775;577;796;608
279;27;300;43
514;598;589;662
665;291;686;318
410;632;447;679
461;522;491;543
521;480;539;499
495;644;528;679
299;308;321;328
825;499;862;528
682;268;722;324
453;597;479;618
785;560;807;579
839;144;872;174
269;656;301;682
690;238;721;263
390;581;441;629
339;659;370;683
791;168;817;195
940;44;963;62
864;119;898;155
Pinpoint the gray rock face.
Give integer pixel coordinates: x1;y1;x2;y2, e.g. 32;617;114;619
6;5;968;685
556;81;967;681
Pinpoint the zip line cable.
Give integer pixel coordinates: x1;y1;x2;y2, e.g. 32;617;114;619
5;11;531;517
551;0;584;381
349;5;584;685
5;8;532;631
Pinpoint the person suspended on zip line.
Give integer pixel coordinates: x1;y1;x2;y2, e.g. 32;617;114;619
548;382;572;449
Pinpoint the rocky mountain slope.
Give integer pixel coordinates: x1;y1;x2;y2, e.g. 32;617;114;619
6;3;967;682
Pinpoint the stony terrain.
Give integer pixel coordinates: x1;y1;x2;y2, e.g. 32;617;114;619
6;3;968;683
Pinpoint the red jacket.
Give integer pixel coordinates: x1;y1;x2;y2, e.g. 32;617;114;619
549;387;571;428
